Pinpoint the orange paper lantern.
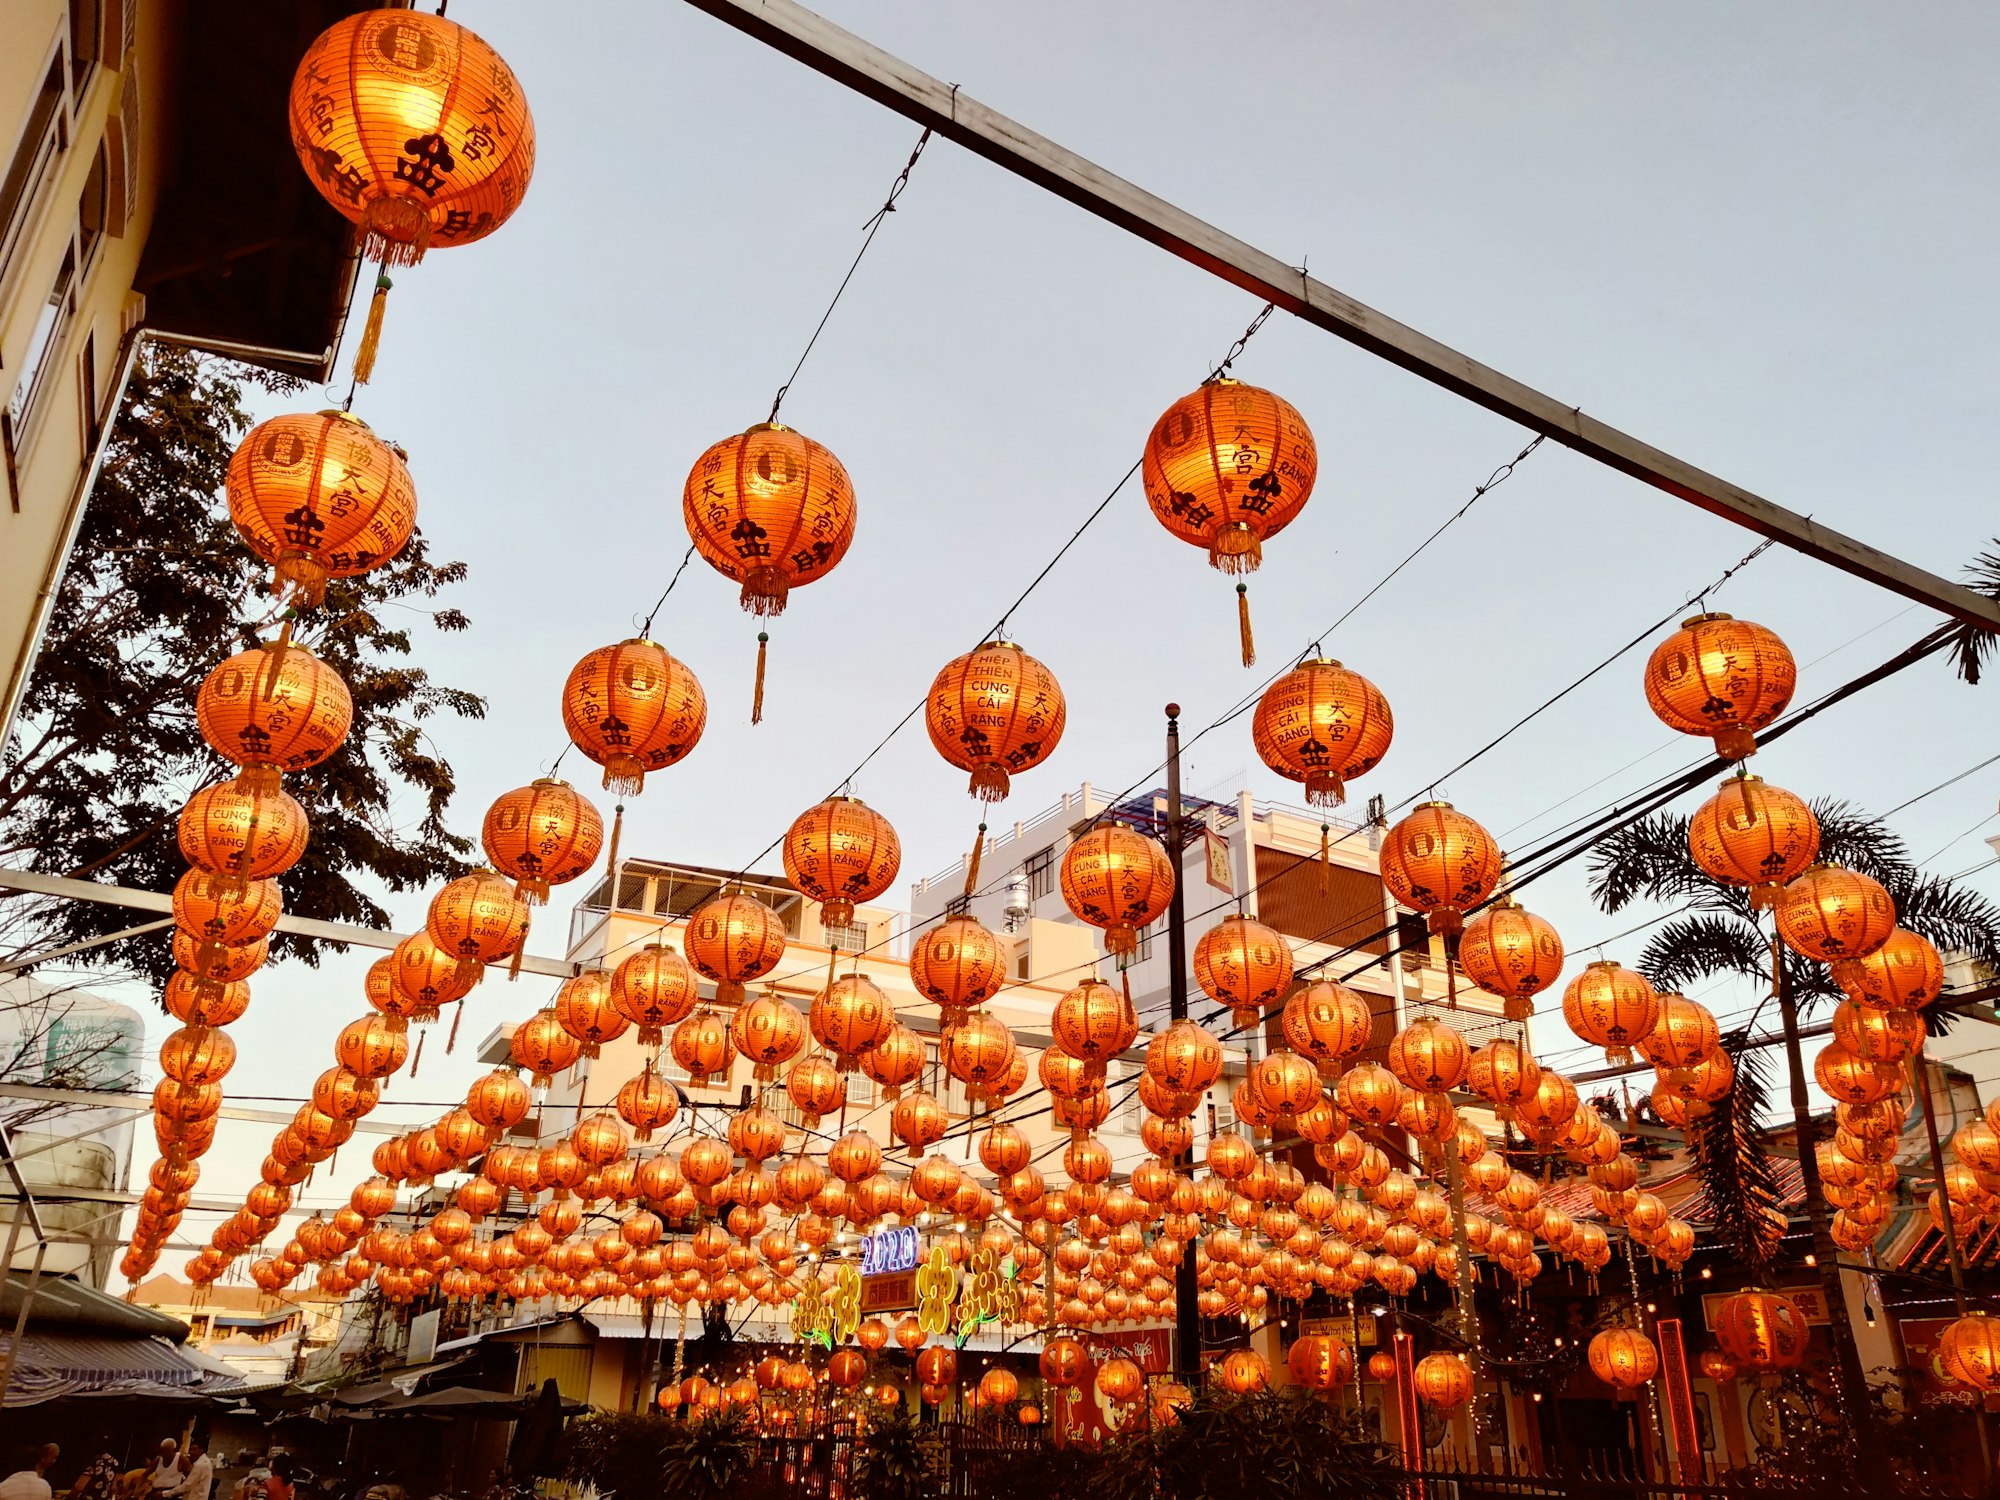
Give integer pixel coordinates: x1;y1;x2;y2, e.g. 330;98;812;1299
682;424;856;617
481;778;602;904
225;412;417;605
782;795;900;929
685;891;786;1004
196;642;352;785
1830;927;1943;1011
1712;1289;1809;1371
1059;823;1175;955
1251;658;1392;806
908;914;1007;1013
1775;865;1897;961
1688;774;1820;907
560;639;706;797
1457;899;1563;1019
925;641;1065;802
610;942;701;1047
1379;801;1502;937
1643;613;1795;762
288;10;534;263
1562;960;1661;1065
1193;913;1294;1029
178;775;309;884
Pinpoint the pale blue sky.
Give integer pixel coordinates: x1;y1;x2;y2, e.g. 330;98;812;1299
87;1;2000;1227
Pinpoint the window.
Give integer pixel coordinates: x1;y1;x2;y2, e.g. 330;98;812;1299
68;0;101;91
0;54;71;287
77;329;97;449
823;919;868;952
11;241;77;428
1117;921;1156;968
1024;846;1054;901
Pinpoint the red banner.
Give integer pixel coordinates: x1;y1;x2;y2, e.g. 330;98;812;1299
1656;1318;1701;1482
1050;1328;1174;1445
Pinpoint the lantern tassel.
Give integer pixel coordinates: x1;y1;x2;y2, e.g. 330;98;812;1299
353;270;392;385
1319;823;1332;898
410;1027;425;1079
605;804;625;888
509;913;529;980
752;632;769;725
1236;583;1255;668
964;822;986;898
447;1003;463;1055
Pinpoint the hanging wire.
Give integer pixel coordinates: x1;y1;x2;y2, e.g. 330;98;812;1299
767;126;933;425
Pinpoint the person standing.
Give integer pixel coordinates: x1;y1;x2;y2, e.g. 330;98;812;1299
0;1444;60;1500
259;1458;291;1500
164;1447;209;1500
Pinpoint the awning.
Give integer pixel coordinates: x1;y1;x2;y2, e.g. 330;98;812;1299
0;1332;247;1406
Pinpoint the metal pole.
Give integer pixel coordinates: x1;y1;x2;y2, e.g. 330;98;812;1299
1164;704;1199;1388
0;1239;48;1406
678;0;2000;633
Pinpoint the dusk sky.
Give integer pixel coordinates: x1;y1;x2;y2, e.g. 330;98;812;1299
80;0;2000;1227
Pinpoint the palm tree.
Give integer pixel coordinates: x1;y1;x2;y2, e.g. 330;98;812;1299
1588;799;2000;1443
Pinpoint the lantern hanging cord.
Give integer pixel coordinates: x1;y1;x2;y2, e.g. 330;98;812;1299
1209;302;1276;380
766;126;933;425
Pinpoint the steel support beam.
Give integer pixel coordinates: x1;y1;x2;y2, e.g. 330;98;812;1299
0;1081;407;1135
0;866;578;979
681;0;2000;632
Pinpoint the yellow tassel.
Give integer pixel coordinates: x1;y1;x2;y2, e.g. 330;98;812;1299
447;1003;463;1054
963;822;986;898
509;911;528;980
752;632;768;726
1236;583;1255;668
410;1027;425;1079
1319;823;1332;898
353;271;391;385
605;804;625;888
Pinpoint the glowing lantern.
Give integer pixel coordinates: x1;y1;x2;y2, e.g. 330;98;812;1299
1712;1289;1809;1371
686;891;786;1004
860;1022;925;1101
1096;1357;1143;1403
925;640;1066;802
1378;802;1502;936
1515;1068;1581;1146
481;778;602;904
335;1015;408;1080
289;8;532;265
1059;823;1175;954
977;1367;1018;1407
1831;999;1924;1066
1938;1313;2000;1392
553;970;628;1058
1824;930;1941;1019
1644;613;1795;761
942;1009;1017;1100
682;423;855;630
196;643;352;786
1775;865;1897;961
225;412;417;605
1365;1351;1397;1383
1193;914;1294;1029
1337;1062;1405;1128
1698;1349;1737;1384
1279;981;1373;1079
1142;379;1316;664
1051;980;1138;1075
1813;1040;1902;1105
615;1067;679;1143
1588;1327;1659;1390
783;796;900;929
560;639;706;799
810;974;893;1071
1413;1352;1473;1409
1287;1334;1353;1390
391;931;474;1021
669;1009;731;1088
1251;658;1392;806
512;1007;583;1087
908;914;1007;1014
891;1090;949;1158
178;776;309;885
1637;993;1720;1073
1040;1335;1089;1386
170;929;266;984
915;1346;957;1389
1687;773;1820;907
729;990;805;1081
425;869;529;983
171;870;281;954
160;1026;235;1087
1216;1348;1270;1394
610;943;700;1047
1457;899;1564;1019
1561;961;1661;1065
1147;1018;1223;1096
783;1054;845;1129
1387;1015;1470;1096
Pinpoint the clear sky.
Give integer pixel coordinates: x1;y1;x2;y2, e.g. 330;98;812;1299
71;0;2000;1248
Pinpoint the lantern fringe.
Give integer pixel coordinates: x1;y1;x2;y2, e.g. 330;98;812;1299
752;632;768;726
740;568;790;617
446;1003;463;1055
515;876;551;907
1236;583;1255;667
964;822;986;898
968;765;1010;803
1208;523;1263;573
353;270;392;385
1713;726;1758;762
1306;771;1346;808
272;551;330;608
601;761;644;798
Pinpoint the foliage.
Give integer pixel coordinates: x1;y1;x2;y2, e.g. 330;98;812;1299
1687;1029;1786;1278
1942;542;2000;686
849;1406;943;1500
562;1409;772;1500
1123;1390;1398;1500
0;347;483;986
